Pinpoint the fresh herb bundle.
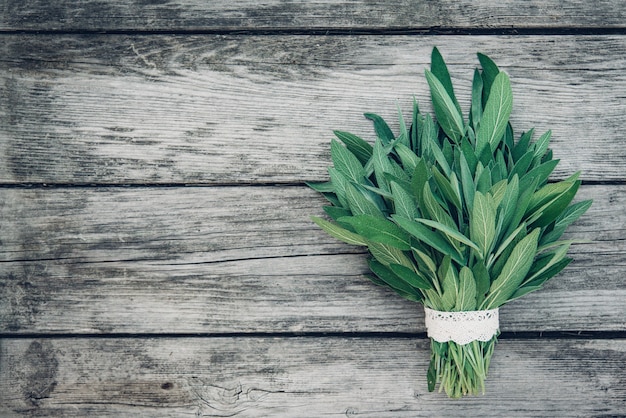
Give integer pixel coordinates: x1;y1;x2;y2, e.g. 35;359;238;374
309;47;591;397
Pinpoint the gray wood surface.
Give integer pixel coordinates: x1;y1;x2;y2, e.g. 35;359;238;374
1;0;625;415
1;185;624;334
1;35;625;184
2;337;624;417
2;0;625;31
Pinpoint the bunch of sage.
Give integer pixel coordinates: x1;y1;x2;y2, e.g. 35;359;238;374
309;47;591;397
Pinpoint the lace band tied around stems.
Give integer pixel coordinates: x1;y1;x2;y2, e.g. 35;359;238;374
424;307;500;345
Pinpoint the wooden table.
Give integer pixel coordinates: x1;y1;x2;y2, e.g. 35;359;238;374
1;2;625;416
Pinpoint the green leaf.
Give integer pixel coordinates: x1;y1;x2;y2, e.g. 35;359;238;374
345;182;385;218
440;260;458;311
333;130;373;165
394;143;420;173
513;129;534;162
323;205;351;221
307;181;334;193
476;72;513;155
470;68;484;131
414;218;481;253
477;52;500;106
472;261;490;306
423;182;456;229
530;179;582;228
328;167;349;208
470;191;497;259
330;138;364;182
311;216;368;246
497;174;519;237
459;151;476;215
410;158;429;209
368;241;414;268
533;130;552;160
425;69;464;143
365;113;395;144
431;46;462;116
455;267;477;311
392;215;464;264
482;228;540;309
433;167;462;210
368;259;422;302
542;199;593;244
339;214;411;250
519;159;560;191
389;263;433;290
390;181;419;220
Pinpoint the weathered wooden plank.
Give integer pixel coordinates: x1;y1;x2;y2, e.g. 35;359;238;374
1;35;625;184
1;184;623;333
1;337;624;416
1;0;624;31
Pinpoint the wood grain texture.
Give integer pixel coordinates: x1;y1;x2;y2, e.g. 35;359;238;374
1;184;622;334
1;337;624;417
1;0;625;31
1;35;625;184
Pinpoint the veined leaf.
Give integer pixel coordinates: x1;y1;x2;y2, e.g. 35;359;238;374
513;129;534;162
431;46;462;116
542;199;593;244
333;130;373;165
330;138;364;183
470;68;484;131
440;260;459;311
389;263;433;290
397;103;410;147
323;205;351;221
471;191;497;259
455;267;477;311
523;241;571;285
328;167;349;208
345;182;385;218
472;260;490;306
476;72;513;155
497;174;519;238
433;167;462;210
339;214;411;250
423;182;456;229
477;52;500;106
533;130;552;160
364;113;395;144
368;241;414;268
368;259;422;301
482;228;540;309
311;217;368;246
425;69;464;143
415;218;481;253
410;158;429;209
391;181;419;220
519;159;560;191
395;143;420;173
307;181;334;193
459;151;476;215
392;215;464;264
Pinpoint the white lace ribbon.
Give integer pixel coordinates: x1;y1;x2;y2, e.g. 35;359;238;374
424;307;499;345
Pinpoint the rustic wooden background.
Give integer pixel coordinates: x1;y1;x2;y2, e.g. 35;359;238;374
1;1;625;416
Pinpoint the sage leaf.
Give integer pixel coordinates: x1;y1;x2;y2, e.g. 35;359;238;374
334;130;373;165
365;113;395;144
389;263;433;290
339;214;411;250
392;215;464;264
425;69;464;143
455;267;477;311
476;72;513;155
311;217;368;246
470;191;496;259
482;228;540;309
